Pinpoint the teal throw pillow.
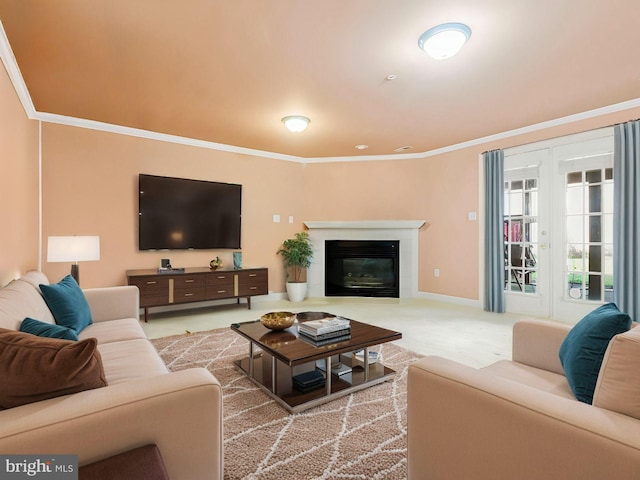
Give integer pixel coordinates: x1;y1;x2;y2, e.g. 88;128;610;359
559;303;631;404
19;317;79;341
40;275;93;333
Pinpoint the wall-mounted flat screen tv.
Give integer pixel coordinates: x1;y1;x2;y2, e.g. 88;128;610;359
138;174;242;250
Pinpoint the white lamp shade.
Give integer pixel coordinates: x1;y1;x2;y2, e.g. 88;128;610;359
47;236;100;262
282;115;310;133
418;23;471;60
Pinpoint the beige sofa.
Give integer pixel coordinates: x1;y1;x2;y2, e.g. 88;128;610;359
407;319;640;480
0;271;223;479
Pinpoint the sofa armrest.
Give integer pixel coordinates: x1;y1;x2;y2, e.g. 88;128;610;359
408;356;640;480
0;368;223;480
83;286;140;323
512;319;572;375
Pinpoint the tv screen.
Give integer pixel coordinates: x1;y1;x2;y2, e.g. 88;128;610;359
138;174;242;250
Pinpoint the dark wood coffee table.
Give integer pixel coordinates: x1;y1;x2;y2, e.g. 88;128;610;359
231;312;402;413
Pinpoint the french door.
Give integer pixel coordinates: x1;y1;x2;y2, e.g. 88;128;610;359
502;129;614;321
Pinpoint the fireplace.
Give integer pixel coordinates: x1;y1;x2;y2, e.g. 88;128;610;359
325;240;399;298
304;220;424;299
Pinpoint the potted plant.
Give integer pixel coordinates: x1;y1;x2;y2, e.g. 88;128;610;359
277;231;313;302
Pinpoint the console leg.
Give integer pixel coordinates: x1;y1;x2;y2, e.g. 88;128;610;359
247;297;252;310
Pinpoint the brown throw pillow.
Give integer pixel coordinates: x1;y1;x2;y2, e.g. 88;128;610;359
0;328;107;409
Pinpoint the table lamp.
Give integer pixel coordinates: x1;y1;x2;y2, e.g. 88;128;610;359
47;236;100;284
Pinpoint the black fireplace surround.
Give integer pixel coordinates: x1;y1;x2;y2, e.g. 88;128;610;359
325;240;399;298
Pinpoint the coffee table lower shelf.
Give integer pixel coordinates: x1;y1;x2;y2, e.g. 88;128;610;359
233;353;396;413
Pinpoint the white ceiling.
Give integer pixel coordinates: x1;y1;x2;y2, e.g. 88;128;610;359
1;0;639;159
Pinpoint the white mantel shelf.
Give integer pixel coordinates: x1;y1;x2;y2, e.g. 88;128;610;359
304;220;425;230
303;220;425;299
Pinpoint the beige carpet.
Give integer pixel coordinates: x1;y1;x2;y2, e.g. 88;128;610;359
151;327;423;480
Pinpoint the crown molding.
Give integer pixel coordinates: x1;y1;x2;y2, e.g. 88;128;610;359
0;21;36;119
2;21;639;164
34;111;305;163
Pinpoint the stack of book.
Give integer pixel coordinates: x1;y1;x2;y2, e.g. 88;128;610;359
298;316;351;345
292;370;325;393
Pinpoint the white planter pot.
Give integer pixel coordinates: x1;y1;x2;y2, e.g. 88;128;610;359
286;282;307;302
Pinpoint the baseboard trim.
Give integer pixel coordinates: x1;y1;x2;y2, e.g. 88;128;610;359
415;291;481;308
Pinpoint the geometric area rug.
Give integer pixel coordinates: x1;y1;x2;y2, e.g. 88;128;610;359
151;327;424;480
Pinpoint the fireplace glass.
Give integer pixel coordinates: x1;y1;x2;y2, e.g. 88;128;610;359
325;240;399;298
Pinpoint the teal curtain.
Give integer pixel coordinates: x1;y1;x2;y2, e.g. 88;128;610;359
484;149;505;313
613;120;640;321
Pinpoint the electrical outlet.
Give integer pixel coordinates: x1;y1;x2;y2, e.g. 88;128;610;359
288;215;294;224
272;214;280;223
434;268;440;277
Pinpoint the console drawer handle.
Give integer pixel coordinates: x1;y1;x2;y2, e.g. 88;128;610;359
250;286;257;290
146;281;157;285
184;293;194;297
185;279;195;283
217;290;226;294
217;276;226;279
249;274;257;277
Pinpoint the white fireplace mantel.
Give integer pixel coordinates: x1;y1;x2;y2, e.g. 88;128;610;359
303;220;425;298
304;220;425;230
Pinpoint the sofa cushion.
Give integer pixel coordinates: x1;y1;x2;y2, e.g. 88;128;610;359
18;271;51;291
0;278;55;331
19;317;79;341
40;275;93;333
483;359;575;400
79;318;147;344
593;326;640;418
98;339;169;385
559;303;631;403
0;329;107;409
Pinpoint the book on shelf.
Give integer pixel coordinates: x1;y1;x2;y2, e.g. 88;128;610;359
298;327;351;341
315;360;352;376
342;349;380;364
298;316;350;335
292;370;325;393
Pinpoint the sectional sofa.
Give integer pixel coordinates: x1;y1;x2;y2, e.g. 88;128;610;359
0;271;223;479
408;318;640;479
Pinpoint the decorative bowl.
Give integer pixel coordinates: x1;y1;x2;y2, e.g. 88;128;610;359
260;311;296;331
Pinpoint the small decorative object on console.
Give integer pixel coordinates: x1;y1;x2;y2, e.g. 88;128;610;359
209;256;222;270
233;251;242;269
260;311;296;331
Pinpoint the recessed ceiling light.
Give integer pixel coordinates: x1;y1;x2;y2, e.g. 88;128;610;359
355;144;369;150
281;115;310;133
394;146;413;152
418;22;471;60
386;74;397;81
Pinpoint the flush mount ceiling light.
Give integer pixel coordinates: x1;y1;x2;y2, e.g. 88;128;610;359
418;22;471;60
281;115;310;133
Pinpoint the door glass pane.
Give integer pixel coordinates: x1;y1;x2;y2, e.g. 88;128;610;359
504;176;538;295
566;216;583;243
565;168;613;303
566;187;583;214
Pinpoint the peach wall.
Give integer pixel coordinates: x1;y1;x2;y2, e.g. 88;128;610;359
301;156;479;300
0;63;39;286
39;106;640;300
41;124;306;289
